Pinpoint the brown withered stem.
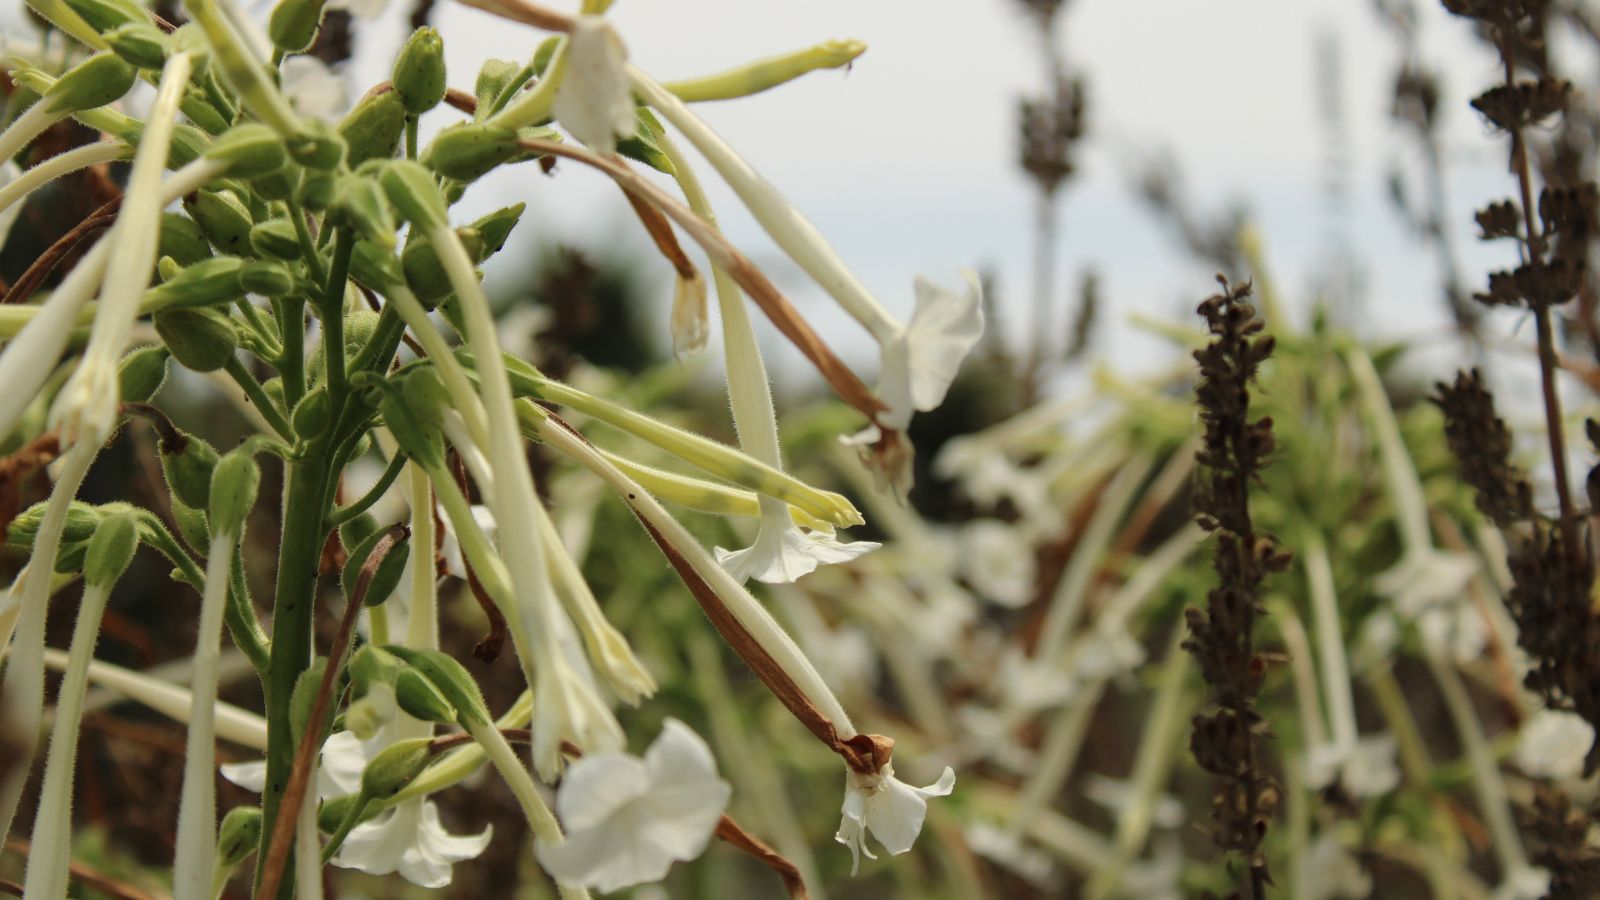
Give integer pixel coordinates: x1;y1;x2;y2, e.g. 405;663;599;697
1524;787;1600;896
1184;277;1290;898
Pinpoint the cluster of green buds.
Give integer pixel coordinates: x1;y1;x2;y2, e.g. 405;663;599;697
0;0;979;896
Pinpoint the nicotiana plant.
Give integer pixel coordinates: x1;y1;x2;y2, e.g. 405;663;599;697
0;0;981;896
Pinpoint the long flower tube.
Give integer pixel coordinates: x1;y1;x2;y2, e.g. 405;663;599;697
38;649;268;748
0;140;130;220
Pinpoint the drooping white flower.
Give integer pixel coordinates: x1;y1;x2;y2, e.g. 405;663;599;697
715;508;879;585
958;519;1035;608
553;15;635;155
536;719;731;893
1304;733;1401;798
875;271;986;432
281;56;350;122
835;761;956;874
1514;709;1594;780
1301;830;1372;900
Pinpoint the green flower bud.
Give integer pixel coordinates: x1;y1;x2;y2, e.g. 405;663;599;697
330;176;397;250
344;526;409;607
44;52;138;115
289;658;328;745
251;164;302;202
63;0;152;35
297;169;339;212
338;511;379;557
117;345;170;404
8;501;101;548
267;0;327;55
184;190;255;254
238;260;295;297
400;235;452;306
158;213;213;266
360;738;433;801
394;668;455;725
338;90;406;168
378;383;445;471
344;309;381;355
347;644;402;698
54;542;90;575
216;806;262;869
378;161;447;231
291;388;331;440
150;256;245;309
317;794;363;835
155;122;211;168
105;23;169;70
393;27;446;115
473;58;522;118
205;123;288;179
159;432;220;511
249;219;301;261
208;450;260;537
349;239;403;290
385;648;491;726
153;307;239;372
469;203;525;261
530;36;561;77
617;108;675;175
288;120;347;171
83;512;139;588
171;498;210;556
422;122;523;181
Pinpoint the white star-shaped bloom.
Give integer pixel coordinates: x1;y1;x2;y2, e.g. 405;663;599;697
835;760;956;874
553;16;635;155
715;515;879;585
959;519;1036;608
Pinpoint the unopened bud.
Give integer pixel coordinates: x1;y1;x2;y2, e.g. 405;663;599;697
361;738;434;800
171;498;210;556
289;658;328;745
267;0;328;55
216;806;262;868
350;239;403;289
288;120;347;171
378;161;448;231
159;432;220;511
378;383;446;470
184;190;254;254
251;164;302;202
400;234;452;306
297;169;338;212
317;794;364;834
209;449;260;537
249;219;300;261
393;28;446;115
83;512;139;587
330;175;397;250
105;23;169;70
64;0;151;32
205;123;288;179
117;345;170;404
8;501;101;548
473;58;523;117
239;260;295;297
45;52;138;115
470;203;525;260
291;388;331;440
339;90;406;168
348;645;402;698
388;648;492;726
153;307;239;372
423;122;522;181
159;213;212;266
394;668;456;724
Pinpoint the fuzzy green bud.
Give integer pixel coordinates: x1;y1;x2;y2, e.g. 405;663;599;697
339;513;380;558
171;498;210;556
239;260;295;297
378;385;445;471
422;122;522;181
117;345;170;404
44;52;138;115
290;388;331;441
348;644;402;698
400;235;452;306
149;256;246;309
249;219;301;261
267;0;327;54
338;90;406;168
473;58;521;117
289;658;328;745
216;806;262;868
470;203;524;261
205;123;288;179
288;120;347;171
184;190;254;254
105;23;169;70
158;213;212;266
208;450;260;537
317;794;363;835
153;307;239;372
159;432;220;511
394;668;455;725
349;239;403;289
251;164;302;202
330;176;397;250
8;501;101;548
378;160;448;231
297;169;338;212
386;648;491;726
83;512;139;588
360;738;433;800
393;27;446;115
347;529;409;607
64;0;152;32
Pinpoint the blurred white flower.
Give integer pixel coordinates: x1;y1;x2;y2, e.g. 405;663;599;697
536;719;730;893
959;520;1035;608
1305;734;1400;798
1349;611;1400;674
1122;838;1185;900
1071;623;1147;683
1492;865;1552;900
1416;601;1487;664
440;504;498;580
964;821;1055;886
1374;548;1477;620
996;647;1074;714
835;761;956;875
1514;709;1594;780
933;439;1053;527
281;56;349;121
1301;830;1371;900
553;16;635;155
1083;774;1184;830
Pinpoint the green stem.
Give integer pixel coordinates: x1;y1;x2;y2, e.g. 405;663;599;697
405;116;419;160
227;543;270;675
225;355;293;439
327;449;407;528
320;229;356;404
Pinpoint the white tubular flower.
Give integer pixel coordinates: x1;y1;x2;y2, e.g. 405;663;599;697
334;802;492;889
716;504;879;585
281;55;349;122
1304;733;1400;799
536;719;731;893
958;519;1035;608
834;761;956;874
670;269;709;358
553;16;634;155
963;821;1055;887
873;271;986;432
1514;709;1593;780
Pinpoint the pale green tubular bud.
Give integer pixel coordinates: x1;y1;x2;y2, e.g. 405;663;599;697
350;239;404;290
117;345;170;404
204;123;289;179
393;27;446;115
185;0;301;135
184;190;254;254
43;52;138;115
216;807;262;869
662;39;867;103
148;256;287;310
250;164;301;203
105;23;169;70
158;213;213;266
394;668;455;725
385;648;492;726
339;90;406;168
330;175;397;250
400;234;453;306
249;219;301;261
63;0;151;34
267;0;327;55
153;308;239;373
208;449;260;537
347;645;402;698
360;738;433;801
8;501;101;548
422;122;523;181
378;160;448;230
83;512;139;588
238;260;295;297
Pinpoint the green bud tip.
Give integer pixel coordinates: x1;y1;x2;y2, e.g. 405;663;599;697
84;512;140;588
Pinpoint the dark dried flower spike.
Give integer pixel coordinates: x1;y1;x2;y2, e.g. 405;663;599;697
1184;276;1289;899
1432;368;1534;526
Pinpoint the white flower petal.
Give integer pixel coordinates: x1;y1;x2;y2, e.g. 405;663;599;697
553;16;635;155
554;751;650;832
716;522;879;585
1515;709;1594;780
960;520;1035;608
865;766;955;855
877;270;984;429
220;759;266;793
280;56;349;122
334;800;491;889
